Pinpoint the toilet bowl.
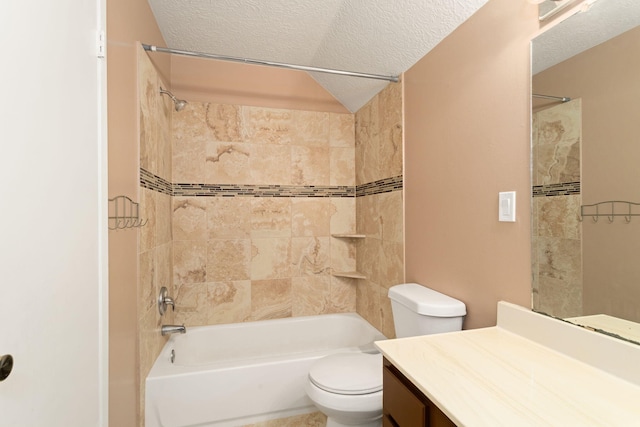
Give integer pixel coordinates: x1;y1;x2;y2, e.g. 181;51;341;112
305;353;382;427
305;283;466;427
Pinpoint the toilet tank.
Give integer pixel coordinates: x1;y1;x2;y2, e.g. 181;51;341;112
388;283;466;338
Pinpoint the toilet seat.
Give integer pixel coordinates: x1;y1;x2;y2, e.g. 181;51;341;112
309;353;382;395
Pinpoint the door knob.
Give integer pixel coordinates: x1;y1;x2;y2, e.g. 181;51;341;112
0;354;13;381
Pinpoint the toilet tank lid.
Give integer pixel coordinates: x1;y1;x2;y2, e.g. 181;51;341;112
388;283;466;317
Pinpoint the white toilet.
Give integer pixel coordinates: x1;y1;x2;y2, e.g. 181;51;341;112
305;283;466;427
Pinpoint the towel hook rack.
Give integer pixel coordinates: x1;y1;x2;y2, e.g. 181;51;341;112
108;195;148;230
580;201;640;224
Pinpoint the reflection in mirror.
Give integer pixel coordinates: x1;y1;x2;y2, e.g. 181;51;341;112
531;0;640;344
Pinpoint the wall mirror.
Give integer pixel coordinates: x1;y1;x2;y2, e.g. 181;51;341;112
531;0;640;344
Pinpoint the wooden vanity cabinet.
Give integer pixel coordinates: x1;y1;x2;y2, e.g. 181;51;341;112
383;357;456;427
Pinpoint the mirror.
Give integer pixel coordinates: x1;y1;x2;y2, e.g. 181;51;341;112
531;0;640;344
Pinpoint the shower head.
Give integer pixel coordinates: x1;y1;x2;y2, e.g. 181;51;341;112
159;87;187;112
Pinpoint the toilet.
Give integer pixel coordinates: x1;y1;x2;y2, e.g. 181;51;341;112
305;283;466;427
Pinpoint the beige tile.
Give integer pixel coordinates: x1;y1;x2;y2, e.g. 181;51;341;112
328;276;357;313
173;197;207;241
173;283;210;326
172;103;208;183
205;141;251;184
356;279;382;331
291;237;331;276
329;197;356;235
243;410;327;427
292;110;330;147
330;147;355;186
357;237;383;285
157;122;172;181
292;199;332;237
379;191;404;243
379;241;405;289
205;103;243;142
207;239;251;281
537;194;582;240
378;123;403;179
291;145;330;185
378;78;403;132
356;194;381;239
156;192;173;246
243;106;295;145
207;280;251;324
251;198;291;238
330;238;356;275
207;197;252;239
173;240;207;284
251;279;292;320
139;188;156;253
250;144;291;184
292;276;331;316
379;285;395;338
329;113;355;148
139;249;156;317
251;238;291;280
155;242;173;305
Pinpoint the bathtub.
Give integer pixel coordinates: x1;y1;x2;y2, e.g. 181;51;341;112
145;313;386;427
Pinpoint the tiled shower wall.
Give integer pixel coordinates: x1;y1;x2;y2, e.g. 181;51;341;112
532;99;582;318
355;82;405;339
169;104;359;325
137;45;174;424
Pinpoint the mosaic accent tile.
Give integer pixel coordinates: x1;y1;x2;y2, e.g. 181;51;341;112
140;168;402;198
533;181;581;197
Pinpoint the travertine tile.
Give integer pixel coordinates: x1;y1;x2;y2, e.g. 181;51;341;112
328;276;356;313
251;198;291;238
243;410;327;427
207;197;252;239
292;110;330;147
173;240;207;284
291;145;330;185
250;279;292;320
330;238;356;274
537;194;581;239
172;103;208;183
330;146;355;186
292;198;332;237
379;191;404;243
356;194;381;239
207;239;251;281
250;144;291;184
251;238;291;280
139;249;156;317
379;241;404;290
329;113;355;148
380;285;395;338
243;107;295;145
156;192;173;245
292;276;331;316
174;282;210;326
205;141;251;184
207;280;251;324
205;103;243;142
291;237;331;276
329;197;356;235
139;188;156;253
356;279;382;331
155;242;173;305
173;197;207;241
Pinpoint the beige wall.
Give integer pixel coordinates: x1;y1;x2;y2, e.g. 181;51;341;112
354;82;405;338
107;0;169;425
533;26;640;322
171;56;349;113
404;0;538;329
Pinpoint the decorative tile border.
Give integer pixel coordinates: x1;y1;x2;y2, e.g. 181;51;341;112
533;181;580;198
140;168;403;198
356;175;404;197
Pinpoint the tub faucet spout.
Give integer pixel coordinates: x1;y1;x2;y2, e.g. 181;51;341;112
161;324;186;336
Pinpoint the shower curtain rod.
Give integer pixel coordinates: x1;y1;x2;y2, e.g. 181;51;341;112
143;44;399;83
532;93;571;102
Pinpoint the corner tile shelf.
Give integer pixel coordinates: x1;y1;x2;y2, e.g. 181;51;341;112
331;234;366;279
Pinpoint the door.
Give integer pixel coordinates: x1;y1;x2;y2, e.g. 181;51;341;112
0;0;108;425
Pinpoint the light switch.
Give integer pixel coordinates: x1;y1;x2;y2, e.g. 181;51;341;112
499;191;516;222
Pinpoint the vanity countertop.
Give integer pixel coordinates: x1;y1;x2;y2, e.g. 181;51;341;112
375;303;640;426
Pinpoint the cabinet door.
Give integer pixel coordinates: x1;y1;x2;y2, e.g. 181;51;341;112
383;366;426;426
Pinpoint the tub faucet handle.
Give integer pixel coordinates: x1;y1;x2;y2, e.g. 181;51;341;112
158;286;175;315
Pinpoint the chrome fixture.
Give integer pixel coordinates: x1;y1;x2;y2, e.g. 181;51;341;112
170;349;175;363
159;87;188;112
158;286;175;315
161;325;186;336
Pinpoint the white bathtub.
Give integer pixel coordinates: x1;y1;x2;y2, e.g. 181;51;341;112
145;313;386;427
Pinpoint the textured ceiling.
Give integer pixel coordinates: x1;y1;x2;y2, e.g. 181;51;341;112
146;0;488;112
533;0;640;75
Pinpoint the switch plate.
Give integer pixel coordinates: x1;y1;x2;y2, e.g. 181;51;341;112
499;191;516;222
